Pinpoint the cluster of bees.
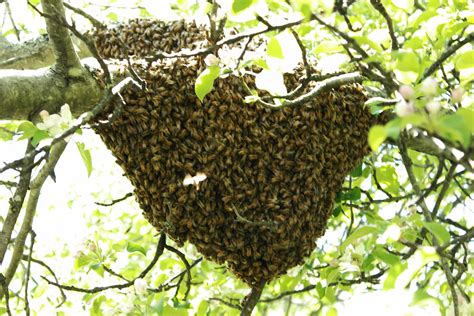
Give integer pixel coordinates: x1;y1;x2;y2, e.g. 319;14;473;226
92;20;377;285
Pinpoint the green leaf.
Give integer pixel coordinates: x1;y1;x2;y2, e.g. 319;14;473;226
267;37;284;59
74;253;94;269
76;142;93;177
353;36;382;52
232;0;253;13
373;247;400;266
455;51;474;70
350;164;363;177
326;307;338;316
394;50;420;73
368;125;387;151
90;263;105;277
197;301;209;315
126;241;147;255
17;121;40;140
0;124;15;141
163;306;188;316
194;65;220;102
340;226;378;253
332;205;343;217
316;282;325;298
435;112;472;149
31;130;50;147
343;187;361;201
107;12;118;22
423;222;450;244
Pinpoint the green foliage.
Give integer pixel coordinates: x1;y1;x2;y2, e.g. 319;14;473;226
76;141;93;177
194;65;220;102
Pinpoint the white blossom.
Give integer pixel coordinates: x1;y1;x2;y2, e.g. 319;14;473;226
395;100;415;117
420;78;438;96
399;85;415;100
36;104;74;136
134;278;148;295
425;101;441;115
451;87;465;103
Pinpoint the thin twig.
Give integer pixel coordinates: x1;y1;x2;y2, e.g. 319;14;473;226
370;0;398;50
43;234;166;294
63;2;104;29
420;32;474;82
431;163;457;218
398;135;460;316
21;255;67;307
164;245;192;300
0;274;12;316
4;0;20;41
24;231;36;316
95;192;133;206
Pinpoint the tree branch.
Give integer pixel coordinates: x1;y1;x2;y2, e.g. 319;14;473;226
420;32;474;82
241;279;266;316
0;143;35;264
0;140;68;298
40;0;81;72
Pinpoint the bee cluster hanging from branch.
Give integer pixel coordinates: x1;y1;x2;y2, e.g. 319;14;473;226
92;19;378;285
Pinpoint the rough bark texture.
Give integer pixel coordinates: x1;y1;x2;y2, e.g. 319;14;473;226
0;64;101;120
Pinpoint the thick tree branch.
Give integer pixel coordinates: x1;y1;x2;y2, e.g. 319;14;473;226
241;279;266;316
40;0;81;72
0;36;91;70
0;64;102;120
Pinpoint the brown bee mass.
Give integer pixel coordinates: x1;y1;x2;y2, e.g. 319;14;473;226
92;19;377;285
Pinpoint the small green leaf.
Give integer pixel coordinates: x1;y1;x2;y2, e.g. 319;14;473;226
197;300;209;315
373;247;400;266
368;125;387;151
423;222;450;244
232;0;253;13
194;65;220;102
350;164;363;177
316;282;325;298
332;205;343;217
454;50;474;70
340;226;378;253
126;241;147;255
326;307;338;316
267;37;284;59
107;12;118;21
435;112;472;149
31;130;50;147
394;50;420;73
76;142;93;177
17;121;40;140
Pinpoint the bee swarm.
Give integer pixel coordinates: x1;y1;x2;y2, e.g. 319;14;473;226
93;20;376;285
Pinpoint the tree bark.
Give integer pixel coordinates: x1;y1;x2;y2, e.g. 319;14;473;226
0;61;102;120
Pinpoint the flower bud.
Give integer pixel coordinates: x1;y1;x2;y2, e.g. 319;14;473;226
39;110;50;120
425;101;441;114
451;87;465;103
204;54;220;67
420;78;438;96
134;278;148;295
395;100;415;117
399;85;414;100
